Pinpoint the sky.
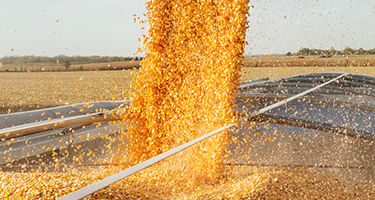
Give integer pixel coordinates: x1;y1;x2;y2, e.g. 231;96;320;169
0;0;374;58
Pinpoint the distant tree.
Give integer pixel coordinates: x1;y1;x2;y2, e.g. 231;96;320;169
343;47;354;55
63;61;71;70
329;47;336;56
311;49;320;55
298;48;311;56
286;52;293;56
355;48;365;55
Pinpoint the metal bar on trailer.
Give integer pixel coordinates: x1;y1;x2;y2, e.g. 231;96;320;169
225;163;375;170
240;73;375;91
238;79;272;89
0;101;128;140
238;73;308;89
58;124;235;200
238;72;344;89
0;111;119;140
59;73;348;199
344;74;375;86
237;94;375;113
246;83;375;98
0;101;125;130
252;114;375;140
250;73;348;117
240;78;269;86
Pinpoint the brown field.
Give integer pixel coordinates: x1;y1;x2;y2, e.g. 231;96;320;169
1;65;375;114
0;60;141;72
244;54;375;68
1;55;374;72
0;70;133;114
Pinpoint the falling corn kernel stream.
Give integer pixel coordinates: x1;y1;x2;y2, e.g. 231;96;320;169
115;0;250;184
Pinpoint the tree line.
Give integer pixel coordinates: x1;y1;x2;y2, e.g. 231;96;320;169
286;47;375;56
0;55;144;65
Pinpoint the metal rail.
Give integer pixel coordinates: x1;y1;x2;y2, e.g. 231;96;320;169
249;73;348;117
0;111;118;140
240;80;375;98
58;124;235;200
59;73;348;200
237;94;375;113
245;84;375;98
225;163;375;170
240;73;375;90
252;114;375;140
0;101;124;129
238;72;345;89
0;101;128;140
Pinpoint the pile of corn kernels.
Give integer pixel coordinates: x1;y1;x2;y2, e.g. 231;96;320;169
1;164;374;199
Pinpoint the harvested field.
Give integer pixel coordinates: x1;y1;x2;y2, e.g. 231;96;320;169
244;55;375;68
0;71;133;114
1;66;375;114
0;60;141;72
1;55;374;72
